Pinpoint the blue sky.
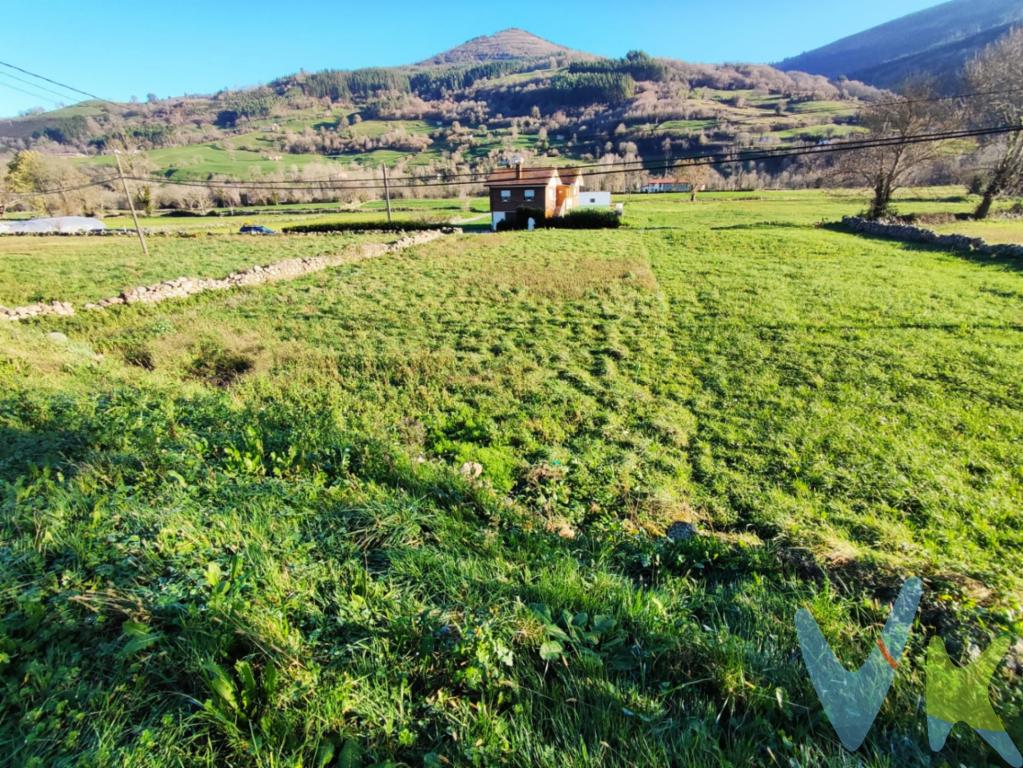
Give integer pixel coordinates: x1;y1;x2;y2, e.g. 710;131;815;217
0;0;940;117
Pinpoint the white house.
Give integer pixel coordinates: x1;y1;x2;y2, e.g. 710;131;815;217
0;217;107;235
577;191;612;208
639;178;692;194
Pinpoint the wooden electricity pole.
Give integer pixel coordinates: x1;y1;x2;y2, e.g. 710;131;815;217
382;164;393;225
114;151;149;258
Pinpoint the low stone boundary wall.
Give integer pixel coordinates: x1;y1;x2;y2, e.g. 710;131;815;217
0;301;75;322
840;216;1023;258
1;229;453;322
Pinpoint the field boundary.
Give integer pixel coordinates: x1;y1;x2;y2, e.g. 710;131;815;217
0;229;455;322
838;216;1023;258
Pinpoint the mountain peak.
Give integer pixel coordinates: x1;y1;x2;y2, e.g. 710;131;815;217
777;0;1023;88
417;28;588;66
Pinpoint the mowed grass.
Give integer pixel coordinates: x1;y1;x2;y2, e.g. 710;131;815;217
87;144;349;179
934;218;1023;244
2;191;1023;766
773;123;870;140
0;233;388;306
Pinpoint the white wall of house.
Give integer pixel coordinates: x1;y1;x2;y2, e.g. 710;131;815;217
578;191;612;208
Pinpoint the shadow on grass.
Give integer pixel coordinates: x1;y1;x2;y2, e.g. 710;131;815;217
0;425;92;485
709;222;808;231
896;196;972;204
748;321;1023;332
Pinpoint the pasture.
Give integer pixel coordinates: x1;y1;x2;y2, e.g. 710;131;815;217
1;189;1022;767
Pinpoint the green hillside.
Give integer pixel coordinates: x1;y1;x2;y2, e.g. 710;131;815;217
1;36;879;183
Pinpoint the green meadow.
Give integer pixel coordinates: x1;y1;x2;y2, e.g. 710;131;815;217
1;190;1023;767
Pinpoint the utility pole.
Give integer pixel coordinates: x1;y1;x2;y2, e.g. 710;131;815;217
382;164;393;225
114;150;149;259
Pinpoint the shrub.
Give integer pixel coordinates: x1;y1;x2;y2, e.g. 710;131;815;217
497;207;620;231
551;208;621;229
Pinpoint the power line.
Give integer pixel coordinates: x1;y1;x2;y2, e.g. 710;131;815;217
125;124;1022;193
7;176;122;201
0;60;117;107
566;87;1023;146
0;71;73;104
14;124;1018;200
5;56;1020;189
0;78;65;108
5;61;1020;202
139;97;1023;190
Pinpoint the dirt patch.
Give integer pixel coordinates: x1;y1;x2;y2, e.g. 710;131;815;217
187;339;259;388
119;343;155;371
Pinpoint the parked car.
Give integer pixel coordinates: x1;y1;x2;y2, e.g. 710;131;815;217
239;224;277;235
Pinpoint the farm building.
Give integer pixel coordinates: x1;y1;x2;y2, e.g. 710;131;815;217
578;191;612;208
0;216;107;235
484;164;599;230
639;178;692;194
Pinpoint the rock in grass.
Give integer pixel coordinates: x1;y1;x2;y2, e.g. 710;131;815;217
667;521;697;542
459;461;483;480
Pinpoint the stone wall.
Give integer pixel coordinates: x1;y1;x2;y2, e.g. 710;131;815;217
1;229;454;322
0;301;75;321
840;216;1023;259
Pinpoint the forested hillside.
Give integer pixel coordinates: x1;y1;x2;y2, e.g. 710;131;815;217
0;30;881;204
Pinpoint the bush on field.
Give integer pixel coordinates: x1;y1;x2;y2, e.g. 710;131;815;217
555;208;621;229
496;206;620;231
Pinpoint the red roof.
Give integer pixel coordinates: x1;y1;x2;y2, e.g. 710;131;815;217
484;167;560;187
558;167;584;185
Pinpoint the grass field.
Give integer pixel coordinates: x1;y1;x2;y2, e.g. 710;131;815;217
2;190;1023;766
934;217;1023;244
0;233;392;306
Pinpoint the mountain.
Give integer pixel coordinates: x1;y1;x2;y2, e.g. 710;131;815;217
777;0;1023;89
416;28;588;66
0;29;867;198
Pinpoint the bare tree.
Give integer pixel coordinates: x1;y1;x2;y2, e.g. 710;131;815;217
832;81;950;219
675;163;712;201
964;27;1023;219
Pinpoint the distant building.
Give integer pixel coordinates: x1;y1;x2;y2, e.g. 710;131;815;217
578;191;612;208
0;217;106;235
484;163;594;230
639;177;692;194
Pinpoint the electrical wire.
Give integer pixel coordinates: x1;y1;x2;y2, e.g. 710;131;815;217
0;60;117;107
0;71;75;104
0;78;65;108
8;123;1010;200
13;123;1018;199
7;176;122;201
116;124;1022;193
4;59;1022;199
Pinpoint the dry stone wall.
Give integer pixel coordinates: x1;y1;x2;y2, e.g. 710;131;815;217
1;230;454;322
841;217;1023;259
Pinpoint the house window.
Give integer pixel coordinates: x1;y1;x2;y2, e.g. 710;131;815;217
524;189;536;201
500;190;512;202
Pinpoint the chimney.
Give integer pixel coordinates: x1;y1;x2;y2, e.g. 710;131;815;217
516;160;523;180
